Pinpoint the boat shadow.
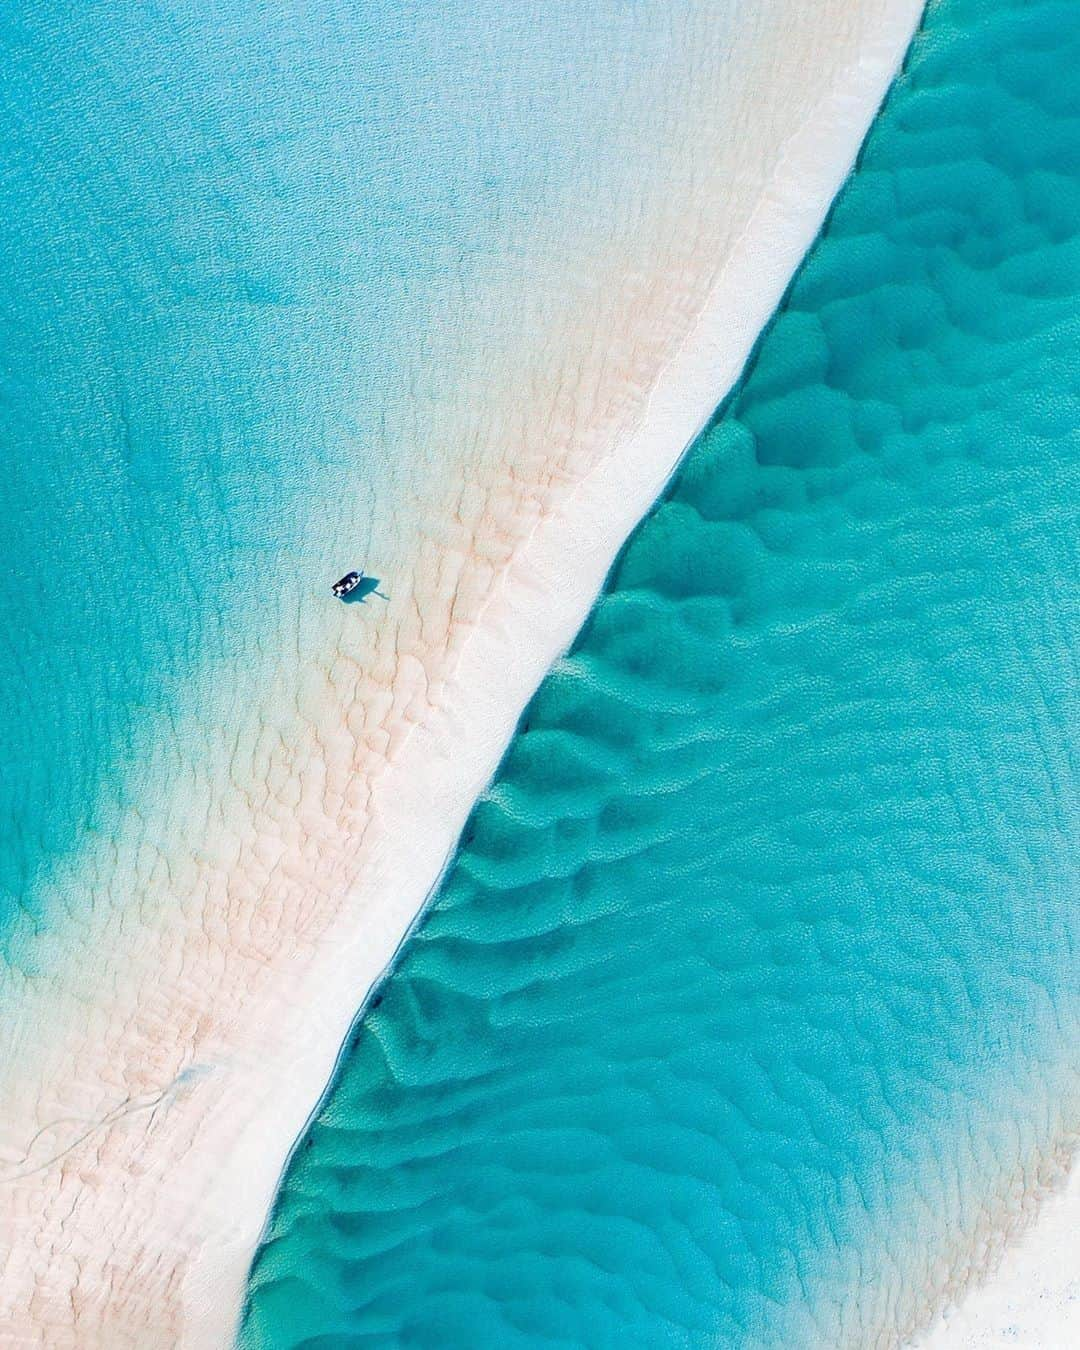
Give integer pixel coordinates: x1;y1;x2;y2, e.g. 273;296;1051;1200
342;575;388;605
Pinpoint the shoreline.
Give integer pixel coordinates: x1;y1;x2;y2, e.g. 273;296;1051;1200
918;1138;1080;1349
0;4;926;1346
199;3;930;1329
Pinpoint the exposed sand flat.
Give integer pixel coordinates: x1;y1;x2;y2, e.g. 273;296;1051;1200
0;4;924;1346
917;1141;1080;1350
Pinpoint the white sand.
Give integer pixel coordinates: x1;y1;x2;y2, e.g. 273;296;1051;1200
917;1146;1080;1350
0;4;926;1346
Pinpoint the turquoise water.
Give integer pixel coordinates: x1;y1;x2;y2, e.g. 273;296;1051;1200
242;0;1080;1345
0;0;707;960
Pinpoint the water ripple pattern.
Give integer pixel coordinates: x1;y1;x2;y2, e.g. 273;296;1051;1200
242;1;1080;1345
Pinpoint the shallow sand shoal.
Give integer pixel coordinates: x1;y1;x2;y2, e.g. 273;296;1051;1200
0;4;926;1346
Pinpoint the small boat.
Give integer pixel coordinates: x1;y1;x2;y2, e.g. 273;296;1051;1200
332;570;364;599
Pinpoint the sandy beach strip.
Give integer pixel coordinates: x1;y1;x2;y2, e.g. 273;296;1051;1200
0;4;925;1346
916;1135;1080;1349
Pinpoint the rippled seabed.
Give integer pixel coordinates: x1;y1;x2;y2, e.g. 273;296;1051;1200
242;1;1080;1345
0;0;685;955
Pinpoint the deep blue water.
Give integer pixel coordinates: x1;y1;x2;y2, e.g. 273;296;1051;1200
241;0;1080;1345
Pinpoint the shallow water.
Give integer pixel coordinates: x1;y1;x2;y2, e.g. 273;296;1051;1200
241;0;1080;1344
0;0;438;943
0;0;731;960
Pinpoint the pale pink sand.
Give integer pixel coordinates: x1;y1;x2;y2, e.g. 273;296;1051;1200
0;5;925;1346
